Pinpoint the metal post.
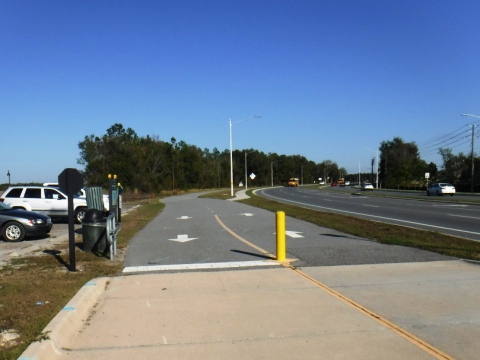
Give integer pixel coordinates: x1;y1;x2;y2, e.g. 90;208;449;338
276;211;286;261
271;162;273;186
229;115;262;196
229;119;234;197
461;114;479;192
471;125;475;193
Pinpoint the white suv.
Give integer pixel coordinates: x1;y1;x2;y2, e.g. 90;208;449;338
0;186;88;223
43;183;110;211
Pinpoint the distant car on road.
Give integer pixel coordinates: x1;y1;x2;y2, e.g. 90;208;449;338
361;182;374;191
345;181;350;186
288;178;299;187
319;181;325;185
331;182;337;186
0;202;52;242
426;183;455;196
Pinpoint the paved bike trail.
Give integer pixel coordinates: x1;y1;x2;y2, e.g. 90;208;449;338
20;191;480;360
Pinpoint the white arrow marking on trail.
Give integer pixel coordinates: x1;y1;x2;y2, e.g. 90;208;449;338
168;234;198;243
177;216;192;220
286;231;304;238
239;213;254;217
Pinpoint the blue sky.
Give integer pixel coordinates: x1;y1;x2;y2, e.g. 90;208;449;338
1;1;480;183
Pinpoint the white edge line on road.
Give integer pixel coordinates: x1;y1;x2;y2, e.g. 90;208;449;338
256;189;480;237
123;260;280;273
448;214;480;220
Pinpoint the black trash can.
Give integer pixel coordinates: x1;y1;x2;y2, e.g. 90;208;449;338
82;209;107;253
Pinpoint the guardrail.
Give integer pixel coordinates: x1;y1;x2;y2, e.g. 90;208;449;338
105;213;121;260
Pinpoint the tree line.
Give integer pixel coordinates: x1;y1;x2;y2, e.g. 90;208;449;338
2;124;475;193
76;124;478;193
376;137;478;192
77;124;346;193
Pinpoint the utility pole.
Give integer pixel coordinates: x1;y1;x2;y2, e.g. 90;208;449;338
371;157;375;184
471;124;475;193
461;114;479;193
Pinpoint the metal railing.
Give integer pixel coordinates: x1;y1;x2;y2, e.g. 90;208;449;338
105;212;121;260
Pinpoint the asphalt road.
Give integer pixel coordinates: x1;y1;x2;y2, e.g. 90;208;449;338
1;192;464;268
256;186;480;241
123;193;451;269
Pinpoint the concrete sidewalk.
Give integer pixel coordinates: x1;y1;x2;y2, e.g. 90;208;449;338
20;261;477;359
17;191;480;360
227;188;250;201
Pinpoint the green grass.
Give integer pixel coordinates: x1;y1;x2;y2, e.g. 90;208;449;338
201;188;480;261
0;200;164;360
2;187;479;359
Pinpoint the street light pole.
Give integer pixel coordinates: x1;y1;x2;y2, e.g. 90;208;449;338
229;118;233;196
461;114;479;192
270;160;281;186
229;115;261;196
271;162;274;187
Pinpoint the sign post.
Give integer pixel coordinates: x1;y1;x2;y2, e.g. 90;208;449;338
108;174;118;220
58;168;84;272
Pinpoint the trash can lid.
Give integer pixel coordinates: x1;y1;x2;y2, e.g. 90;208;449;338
83;208;104;223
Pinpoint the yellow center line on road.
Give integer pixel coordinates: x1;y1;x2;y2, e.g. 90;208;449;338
214;215;276;260
215;214;454;360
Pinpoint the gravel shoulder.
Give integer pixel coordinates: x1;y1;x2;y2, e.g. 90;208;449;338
0;222;73;268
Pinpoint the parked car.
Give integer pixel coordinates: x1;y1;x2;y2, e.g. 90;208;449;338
345;181;350;186
0;186;88;223
426;183;455;196
319;181;325;185
361;182;374;191
331;182;337;186
0;202;52;242
43;183;109;211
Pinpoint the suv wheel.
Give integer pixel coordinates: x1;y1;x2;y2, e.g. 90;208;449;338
2;221;26;242
75;207;87;224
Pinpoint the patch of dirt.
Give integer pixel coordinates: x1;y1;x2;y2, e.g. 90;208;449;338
0;329;21;349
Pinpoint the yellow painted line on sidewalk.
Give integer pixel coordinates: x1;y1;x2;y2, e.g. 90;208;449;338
215;215;277;260
215;214;454;360
291;267;454;360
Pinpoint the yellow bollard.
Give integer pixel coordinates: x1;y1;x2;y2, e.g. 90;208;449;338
276;211;286;261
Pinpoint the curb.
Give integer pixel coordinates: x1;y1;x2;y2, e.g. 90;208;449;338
19;277;110;360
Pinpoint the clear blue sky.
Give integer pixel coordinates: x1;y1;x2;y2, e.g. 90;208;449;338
2;1;479;183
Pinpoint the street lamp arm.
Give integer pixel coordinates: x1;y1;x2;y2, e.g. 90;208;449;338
231;115;262;125
462;113;480;119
